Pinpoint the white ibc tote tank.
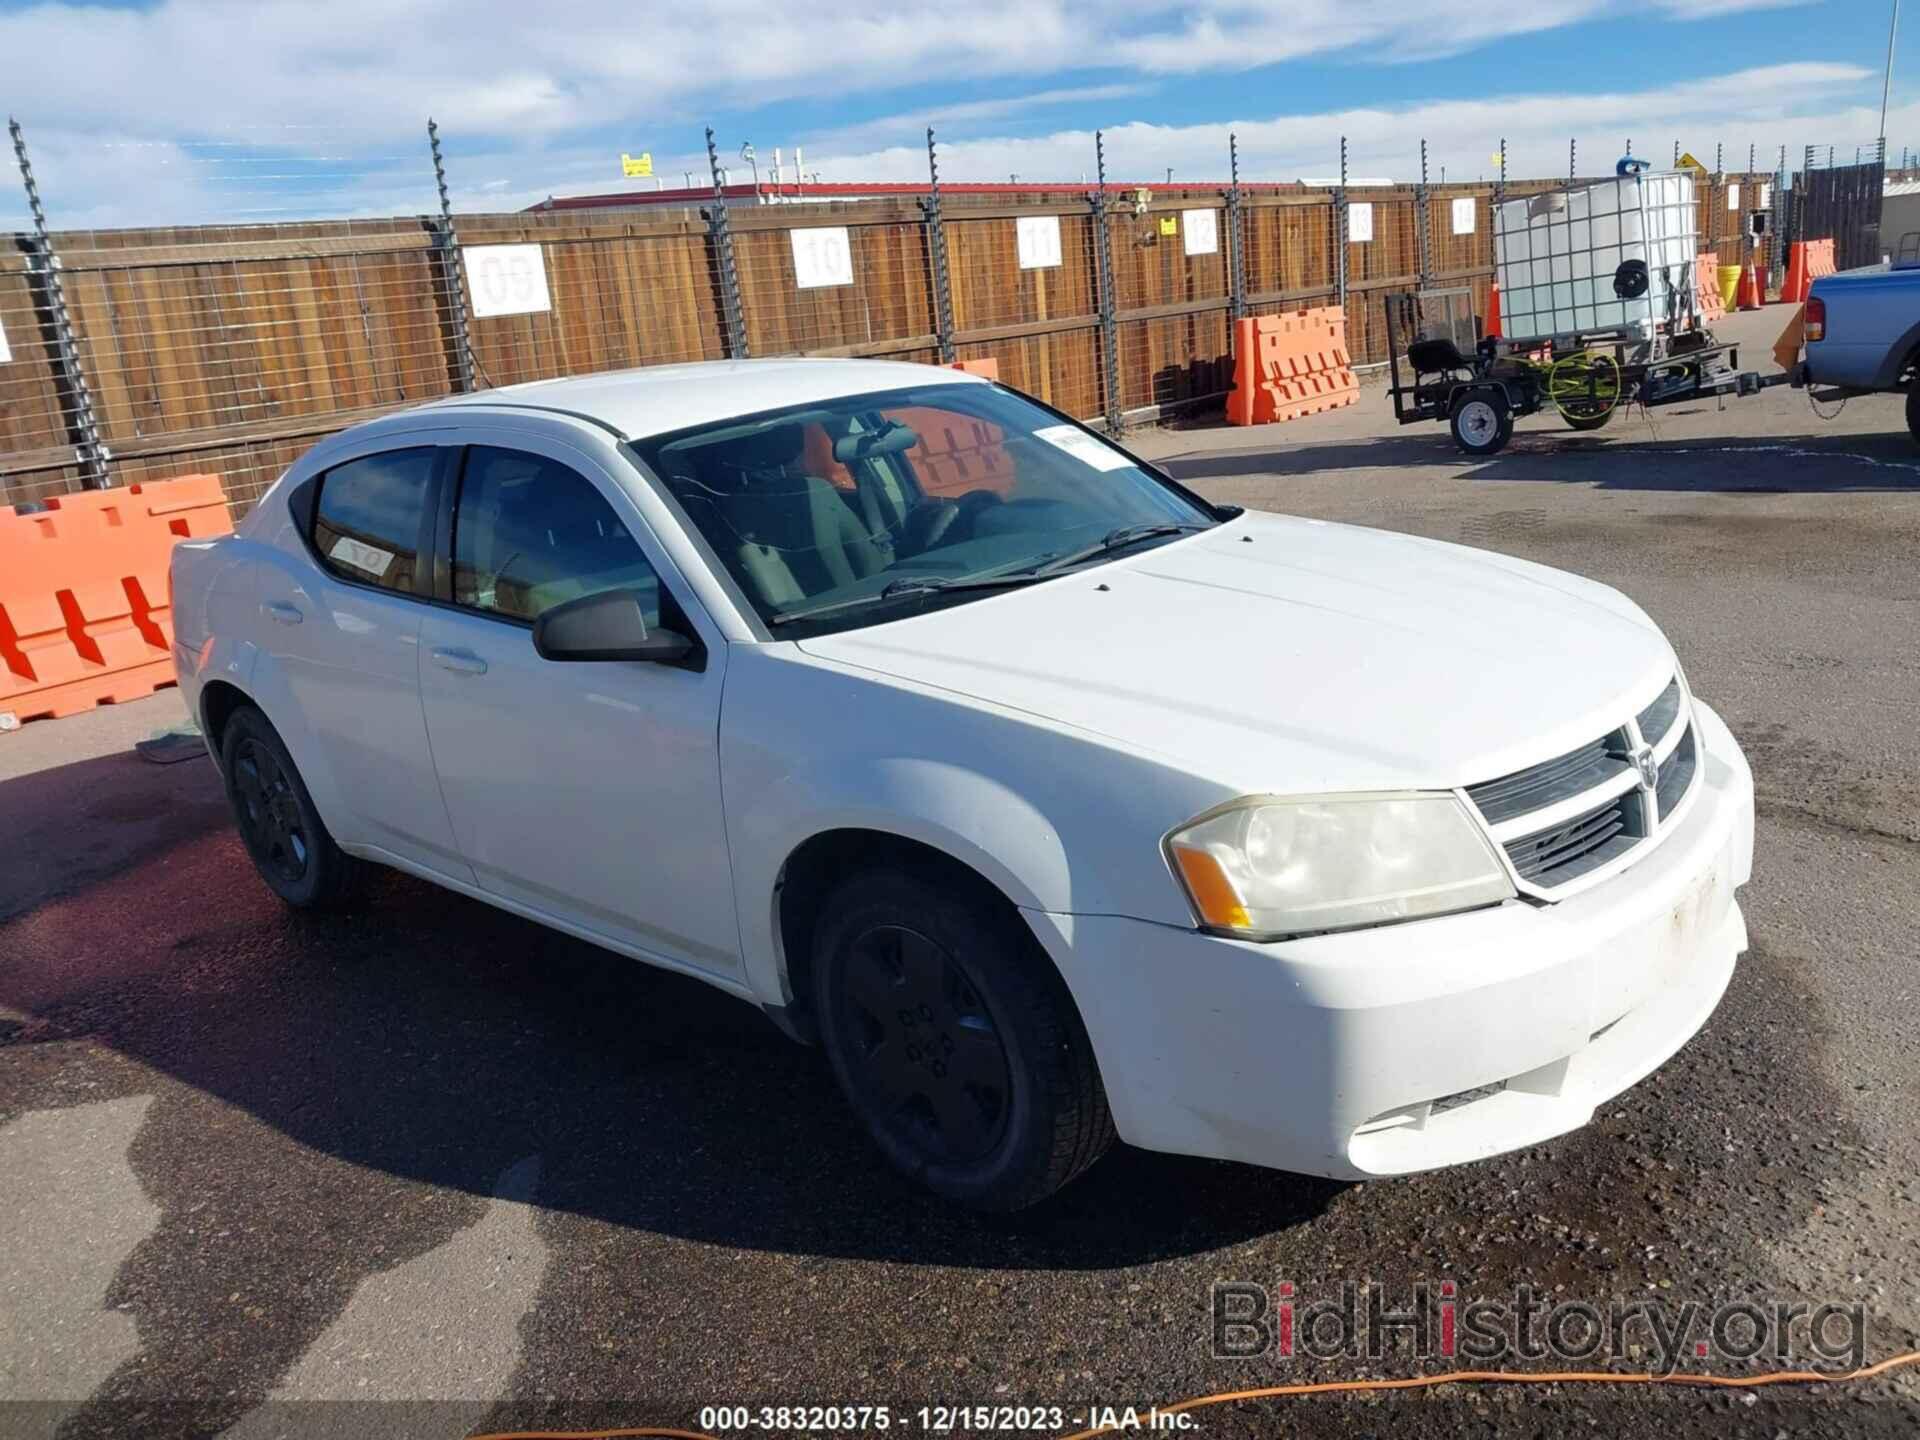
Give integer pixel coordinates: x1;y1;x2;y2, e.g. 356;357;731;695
1493;170;1699;342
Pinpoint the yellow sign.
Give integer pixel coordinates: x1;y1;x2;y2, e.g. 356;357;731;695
1677;151;1706;172
1158;214;1177;236
621;151;653;178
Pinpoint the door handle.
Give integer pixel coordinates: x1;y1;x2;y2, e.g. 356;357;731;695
260;601;304;626
430;647;488;676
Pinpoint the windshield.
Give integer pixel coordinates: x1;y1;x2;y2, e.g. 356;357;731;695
626;382;1218;636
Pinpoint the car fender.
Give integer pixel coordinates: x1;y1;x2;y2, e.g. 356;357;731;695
720;647;1228;1008
1871;314;1920;389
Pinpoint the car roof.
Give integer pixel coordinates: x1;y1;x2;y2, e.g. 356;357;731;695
414;358;987;440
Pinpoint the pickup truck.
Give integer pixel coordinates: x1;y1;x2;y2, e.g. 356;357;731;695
1800;258;1920;439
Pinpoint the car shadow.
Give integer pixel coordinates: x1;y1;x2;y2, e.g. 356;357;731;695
1156;424;1920;492
0;749;1344;1271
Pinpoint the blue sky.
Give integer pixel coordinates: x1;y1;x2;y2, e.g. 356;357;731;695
0;0;1906;227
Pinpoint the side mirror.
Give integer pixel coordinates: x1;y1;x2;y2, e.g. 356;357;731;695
532;588;702;668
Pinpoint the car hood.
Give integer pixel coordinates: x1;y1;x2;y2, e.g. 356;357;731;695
795;511;1675;793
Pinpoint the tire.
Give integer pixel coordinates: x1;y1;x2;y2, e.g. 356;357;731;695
220;705;361;909
813;864;1114;1211
1562;406;1615;431
1905;384;1920;444
1450;391;1512;455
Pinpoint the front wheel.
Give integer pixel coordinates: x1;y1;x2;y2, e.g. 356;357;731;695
1450;391;1513;455
813;865;1113;1211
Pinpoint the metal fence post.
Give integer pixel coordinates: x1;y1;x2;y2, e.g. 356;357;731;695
1716;143;1727;252
921;127;956;364
705;127;750;360
1225;132;1246;321
1334;135;1348;307
10;117;109;490
426;119;476;394
1090;131;1123;435
1770;143;1785;279
1414;138;1431;290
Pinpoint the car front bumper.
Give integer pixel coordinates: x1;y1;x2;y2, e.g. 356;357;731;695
1024;700;1755;1181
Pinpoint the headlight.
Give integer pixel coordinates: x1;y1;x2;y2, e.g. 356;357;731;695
1164;792;1516;941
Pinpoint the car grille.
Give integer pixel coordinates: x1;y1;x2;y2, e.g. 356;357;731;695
1637;677;1683;747
1504;790;1647;885
1655;721;1698;818
1465;674;1697;894
1465;730;1632;824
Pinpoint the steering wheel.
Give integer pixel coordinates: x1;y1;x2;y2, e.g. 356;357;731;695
901;490;1006;555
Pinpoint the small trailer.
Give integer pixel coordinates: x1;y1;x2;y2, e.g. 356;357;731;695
1384;305;1781;455
1386;163;1786;455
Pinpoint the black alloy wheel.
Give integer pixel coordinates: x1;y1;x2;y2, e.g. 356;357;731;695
832;922;1013;1165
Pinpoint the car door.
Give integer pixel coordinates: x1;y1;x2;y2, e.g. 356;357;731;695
258;439;472;882
415;436;740;980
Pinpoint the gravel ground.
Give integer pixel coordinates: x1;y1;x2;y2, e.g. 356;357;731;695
1;306;1916;1439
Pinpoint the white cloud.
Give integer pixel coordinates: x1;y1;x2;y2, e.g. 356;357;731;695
793;63;1888;190
0;0;1864;226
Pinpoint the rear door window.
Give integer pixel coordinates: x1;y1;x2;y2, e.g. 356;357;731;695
312;448;436;594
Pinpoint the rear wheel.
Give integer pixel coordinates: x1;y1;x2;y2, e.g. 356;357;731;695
1450;391;1513;455
221;705;360;909
1905;383;1920;444
813;865;1113;1211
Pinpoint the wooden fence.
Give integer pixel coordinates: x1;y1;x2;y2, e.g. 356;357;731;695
0;172;1771;516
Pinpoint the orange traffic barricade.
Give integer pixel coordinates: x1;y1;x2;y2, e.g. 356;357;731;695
0;474;232;728
1226;307;1358;427
1695;250;1725;323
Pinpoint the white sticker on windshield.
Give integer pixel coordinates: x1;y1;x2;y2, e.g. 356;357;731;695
329;534;394;577
1033;424;1132;472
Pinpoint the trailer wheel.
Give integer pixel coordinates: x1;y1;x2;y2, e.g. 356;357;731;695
1450;392;1512;456
1563;407;1615;431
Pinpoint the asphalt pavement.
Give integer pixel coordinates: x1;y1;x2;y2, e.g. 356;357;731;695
2;305;1917;1438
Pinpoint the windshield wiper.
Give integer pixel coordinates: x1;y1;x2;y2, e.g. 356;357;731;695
767;571;1044;627
1022;521;1211;578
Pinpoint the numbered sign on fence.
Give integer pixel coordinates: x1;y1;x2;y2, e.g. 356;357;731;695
1181;209;1219;256
0;315;10;365
791;227;854;289
1727;183;1741;211
1452;196;1476;235
462;244;553;318
1347;202;1374;243
1017;216;1063;270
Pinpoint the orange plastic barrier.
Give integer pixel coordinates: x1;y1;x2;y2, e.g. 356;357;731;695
1781;242;1811;303
1806;237;1837;282
1694;250;1725;323
1225;308;1358;427
0;475;232;727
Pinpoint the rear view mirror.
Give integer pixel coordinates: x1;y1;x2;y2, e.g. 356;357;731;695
533;588;702;668
833;421;920;463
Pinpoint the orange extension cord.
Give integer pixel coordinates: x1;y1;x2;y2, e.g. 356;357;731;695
466;1349;1920;1440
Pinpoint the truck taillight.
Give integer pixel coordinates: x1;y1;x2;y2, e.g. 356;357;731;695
1804;295;1825;342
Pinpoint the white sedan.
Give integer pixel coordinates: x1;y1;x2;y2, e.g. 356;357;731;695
170;359;1754;1210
